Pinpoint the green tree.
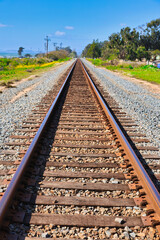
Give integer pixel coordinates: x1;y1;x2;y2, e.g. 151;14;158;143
63;46;72;54
82;18;159;62
18;47;25;57
108;33;121;49
140;18;160;50
86;40;101;58
69;51;77;58
24;53;32;58
106;28;139;60
125;46;137;61
136;46;147;61
147;19;160;50
120;27;139;60
81;44;91;57
101;41;119;60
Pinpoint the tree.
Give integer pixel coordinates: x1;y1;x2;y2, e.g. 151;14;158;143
147;18;160;50
35;53;45;58
105;28;139;60
101;41;119;60
69;51;77;58
81;44;91;57
125;45;137;61
140;18;160;50
18;47;25;57
86;40;101;58
25;53;32;58
118;27;139;60
136;46;147;61
82;18;159;62
63;46;72;54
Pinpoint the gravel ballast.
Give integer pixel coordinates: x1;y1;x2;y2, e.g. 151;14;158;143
0;60;74;145
82;58;160;150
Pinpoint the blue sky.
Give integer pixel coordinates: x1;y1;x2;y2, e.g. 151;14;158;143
0;0;160;54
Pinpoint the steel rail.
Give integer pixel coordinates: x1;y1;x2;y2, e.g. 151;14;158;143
80;60;160;219
0;60;77;227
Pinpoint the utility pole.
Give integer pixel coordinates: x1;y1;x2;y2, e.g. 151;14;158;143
44;36;51;56
60;42;63;49
53;42;57;50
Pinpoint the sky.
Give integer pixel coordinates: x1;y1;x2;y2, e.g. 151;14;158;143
0;0;160;54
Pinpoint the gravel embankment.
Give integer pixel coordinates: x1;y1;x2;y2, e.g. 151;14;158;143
0;60;74;145
82;58;160;150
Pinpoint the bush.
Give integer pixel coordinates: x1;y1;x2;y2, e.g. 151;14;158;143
9;60;19;68
129;65;134;69
141;65;158;70
119;65;124;68
47;50;69;60
136;46;147;61
22;58;36;65
36;57;50;64
92;59;102;66
0;58;11;68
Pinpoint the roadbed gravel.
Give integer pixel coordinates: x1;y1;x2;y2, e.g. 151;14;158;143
82;58;160;150
0;60;74;146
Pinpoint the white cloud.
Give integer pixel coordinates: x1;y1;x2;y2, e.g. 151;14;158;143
55;31;65;36
65;26;74;30
0;23;8;28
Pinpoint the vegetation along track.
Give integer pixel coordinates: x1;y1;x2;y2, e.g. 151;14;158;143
0;59;160;239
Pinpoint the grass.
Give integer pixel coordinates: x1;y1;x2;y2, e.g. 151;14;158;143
88;58;107;66
0;57;71;86
87;58;160;84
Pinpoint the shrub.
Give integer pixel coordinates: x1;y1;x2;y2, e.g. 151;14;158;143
36;57;50;64
119;65;124;68
129;65;134;69
9;60;19;68
0;58;11;68
47;50;69;60
22;58;36;65
92;59;102;66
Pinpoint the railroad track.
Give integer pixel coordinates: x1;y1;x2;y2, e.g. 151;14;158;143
0;59;160;239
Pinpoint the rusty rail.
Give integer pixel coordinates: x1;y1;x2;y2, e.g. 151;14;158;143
80;60;160;220
0;60;77;227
